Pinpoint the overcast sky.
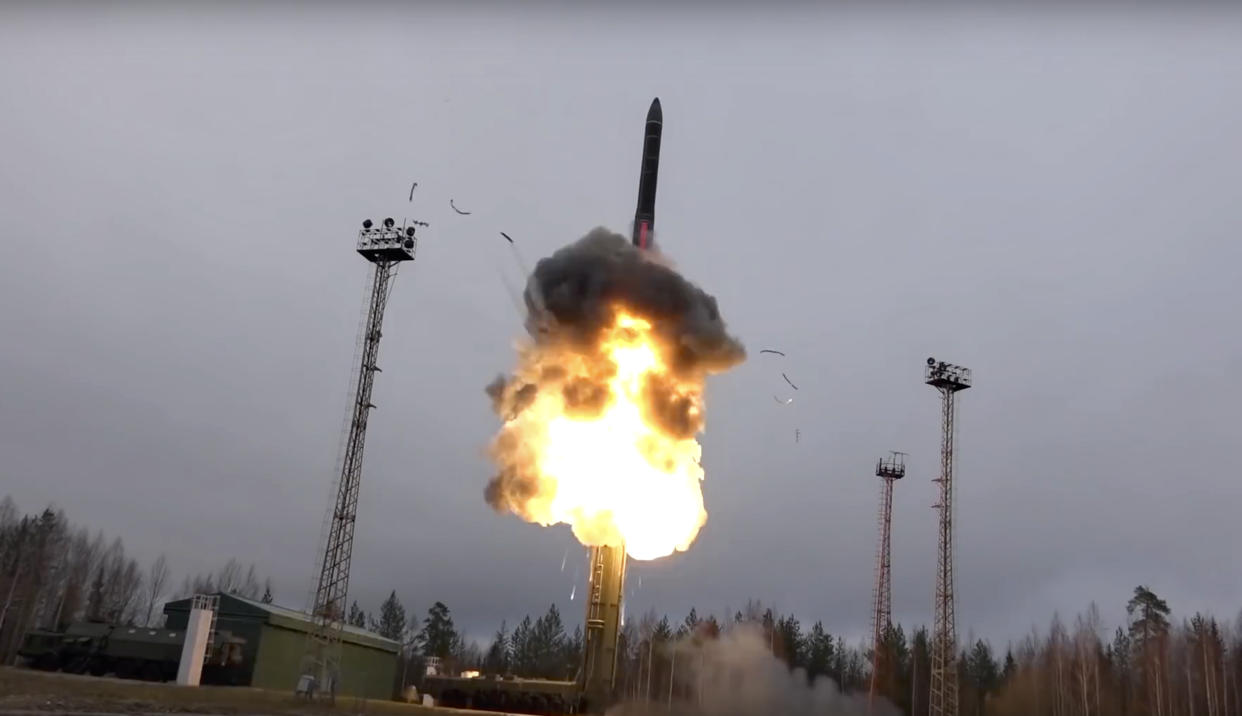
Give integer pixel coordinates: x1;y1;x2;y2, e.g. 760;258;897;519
2;3;1240;649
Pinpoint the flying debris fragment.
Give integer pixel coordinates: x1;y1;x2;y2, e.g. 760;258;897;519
759;348;801;399
795;428;800;443
773;395;793;405
450;199;471;215
408;182;418;202
500;231;514;244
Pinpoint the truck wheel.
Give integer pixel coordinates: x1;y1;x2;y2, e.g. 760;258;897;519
64;656;89;674
115;659;137;679
141;661;163;682
88;658;109;677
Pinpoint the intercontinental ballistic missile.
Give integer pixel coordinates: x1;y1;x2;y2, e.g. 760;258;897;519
580;97;664;712
632;97;662;250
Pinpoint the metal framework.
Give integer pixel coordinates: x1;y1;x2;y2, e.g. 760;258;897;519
301;219;419;699
869;452;906;712
924;358;971;716
581;544;627;711
198;594;220;661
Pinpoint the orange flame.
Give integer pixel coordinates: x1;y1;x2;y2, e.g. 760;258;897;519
494;311;708;561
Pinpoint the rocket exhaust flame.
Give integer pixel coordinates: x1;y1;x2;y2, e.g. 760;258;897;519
485;227;744;560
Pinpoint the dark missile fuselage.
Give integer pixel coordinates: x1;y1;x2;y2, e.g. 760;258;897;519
632;98;662;249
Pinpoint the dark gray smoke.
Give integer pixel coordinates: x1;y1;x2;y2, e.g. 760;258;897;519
522;227;746;378
606;625;892;716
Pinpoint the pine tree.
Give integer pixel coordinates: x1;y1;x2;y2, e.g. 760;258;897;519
348;600;365;628
379;590;407;642
880;623;910;711
806;622;835;684
511;615;534;675
565;624;584;679
776;614;805;669
485;620;511;675
967;639;999;716
681;607;700;637
86;566;106;622
654;615;673;642
260;580;273;604
417;601;459;660
911;626;931;716
1128;586;1172;716
534;604;567;678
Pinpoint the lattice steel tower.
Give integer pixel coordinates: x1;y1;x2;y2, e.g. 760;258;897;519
869;451;906;713
924;357;971;716
301;217;423;699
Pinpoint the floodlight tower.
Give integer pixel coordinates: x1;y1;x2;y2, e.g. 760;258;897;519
869;451;906;713
924;357;971;716
301;217;424;699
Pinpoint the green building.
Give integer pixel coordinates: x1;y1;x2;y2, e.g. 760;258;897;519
163;593;399;700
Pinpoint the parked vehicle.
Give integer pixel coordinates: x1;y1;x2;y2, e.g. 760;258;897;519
17;621;247;684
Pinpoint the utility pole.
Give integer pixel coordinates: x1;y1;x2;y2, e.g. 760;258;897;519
925;357;972;716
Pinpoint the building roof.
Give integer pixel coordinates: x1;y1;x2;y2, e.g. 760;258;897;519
163;592;400;653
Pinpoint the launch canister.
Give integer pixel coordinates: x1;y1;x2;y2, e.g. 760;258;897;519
632;97;662;249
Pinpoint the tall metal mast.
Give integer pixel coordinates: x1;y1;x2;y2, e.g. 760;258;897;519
301;217;422;699
924;357;971;716
870;451;906;713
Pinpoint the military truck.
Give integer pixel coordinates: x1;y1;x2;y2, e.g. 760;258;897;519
420;673;586;714
17;621;247;684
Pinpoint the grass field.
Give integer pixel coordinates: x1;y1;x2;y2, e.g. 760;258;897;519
0;666;448;714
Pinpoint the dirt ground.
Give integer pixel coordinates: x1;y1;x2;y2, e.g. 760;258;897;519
0;667;446;715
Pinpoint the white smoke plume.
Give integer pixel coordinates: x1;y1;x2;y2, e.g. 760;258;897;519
606;625;897;716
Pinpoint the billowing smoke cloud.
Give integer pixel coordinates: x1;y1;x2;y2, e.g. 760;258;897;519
483;227;745;557
606;625;893;716
520;227;745;378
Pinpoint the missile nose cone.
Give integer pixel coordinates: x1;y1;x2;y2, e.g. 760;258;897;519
647;97;662;123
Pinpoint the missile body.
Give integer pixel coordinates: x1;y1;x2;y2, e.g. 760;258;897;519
578;96;663;712
632;97;662;249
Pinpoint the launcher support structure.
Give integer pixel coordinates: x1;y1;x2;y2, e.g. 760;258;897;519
301;219;420;699
924;358;972;716
580;545;627;710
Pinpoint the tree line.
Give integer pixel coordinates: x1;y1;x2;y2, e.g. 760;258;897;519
0;495;273;664
374;589;1240;716
597;589;1241;716
7;492;1241;716
345;590;586;691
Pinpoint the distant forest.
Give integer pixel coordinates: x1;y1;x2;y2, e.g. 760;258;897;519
392;593;1242;716
3;495;1240;716
0;496;274;663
